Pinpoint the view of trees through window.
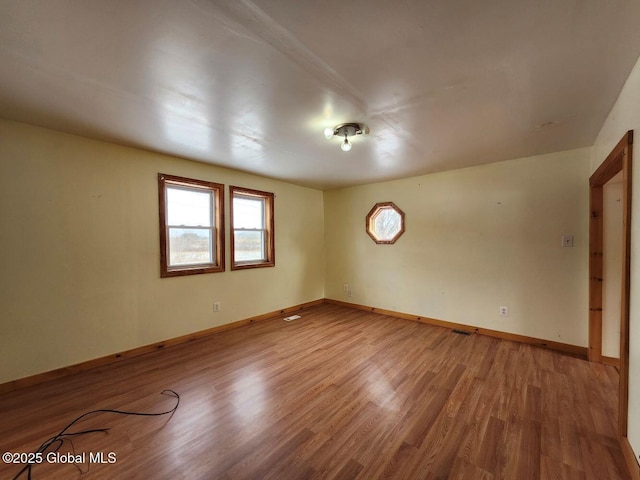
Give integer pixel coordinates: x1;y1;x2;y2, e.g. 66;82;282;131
373;208;401;240
169;229;212;265
231;186;274;269
159;176;273;275
166;186;214;266
233;195;266;262
158;173;224;277
366;202;405;244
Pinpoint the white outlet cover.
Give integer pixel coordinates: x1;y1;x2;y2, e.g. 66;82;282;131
562;234;574;247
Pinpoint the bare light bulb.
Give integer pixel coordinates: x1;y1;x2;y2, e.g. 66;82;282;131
341;137;352;152
323;127;334;139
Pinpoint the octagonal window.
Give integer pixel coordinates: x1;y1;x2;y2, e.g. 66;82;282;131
366;202;405;244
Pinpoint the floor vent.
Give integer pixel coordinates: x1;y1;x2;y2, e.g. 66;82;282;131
452;329;471;336
284;314;302;322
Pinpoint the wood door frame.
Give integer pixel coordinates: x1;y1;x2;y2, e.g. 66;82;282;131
588;130;633;437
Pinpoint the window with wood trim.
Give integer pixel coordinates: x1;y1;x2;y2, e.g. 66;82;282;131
158;173;224;277
230;186;275;270
366;202;405;244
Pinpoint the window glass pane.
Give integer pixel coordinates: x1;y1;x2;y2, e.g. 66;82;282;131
374;208;401;240
234;230;265;262
167;187;212;227
233;196;264;229
169;228;213;265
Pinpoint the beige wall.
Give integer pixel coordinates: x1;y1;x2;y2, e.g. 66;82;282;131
0;119;325;384
592;53;640;458
325;148;591;346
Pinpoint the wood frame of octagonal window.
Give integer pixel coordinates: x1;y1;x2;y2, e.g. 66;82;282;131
366;202;405;244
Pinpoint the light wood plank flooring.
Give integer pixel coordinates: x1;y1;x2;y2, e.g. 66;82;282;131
0;304;628;479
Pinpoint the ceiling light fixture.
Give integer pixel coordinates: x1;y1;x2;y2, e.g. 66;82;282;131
324;123;369;152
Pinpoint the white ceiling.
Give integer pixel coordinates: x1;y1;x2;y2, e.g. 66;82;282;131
1;1;640;190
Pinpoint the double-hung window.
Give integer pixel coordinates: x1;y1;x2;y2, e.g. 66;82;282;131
158;174;224;277
230;186;275;270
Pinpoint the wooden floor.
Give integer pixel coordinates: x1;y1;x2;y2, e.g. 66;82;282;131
0;304;629;480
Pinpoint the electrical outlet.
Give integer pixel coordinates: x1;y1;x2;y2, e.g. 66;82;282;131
499;306;508;316
343;284;349;292
213;302;221;312
561;234;574;248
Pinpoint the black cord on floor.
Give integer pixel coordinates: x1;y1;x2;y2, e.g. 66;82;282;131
11;389;180;480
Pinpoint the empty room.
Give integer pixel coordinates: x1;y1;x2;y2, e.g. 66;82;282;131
1;1;640;479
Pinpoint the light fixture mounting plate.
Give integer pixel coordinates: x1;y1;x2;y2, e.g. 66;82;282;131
332;122;369;138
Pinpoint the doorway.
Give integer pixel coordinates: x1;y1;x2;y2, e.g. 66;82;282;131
588;130;632;437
